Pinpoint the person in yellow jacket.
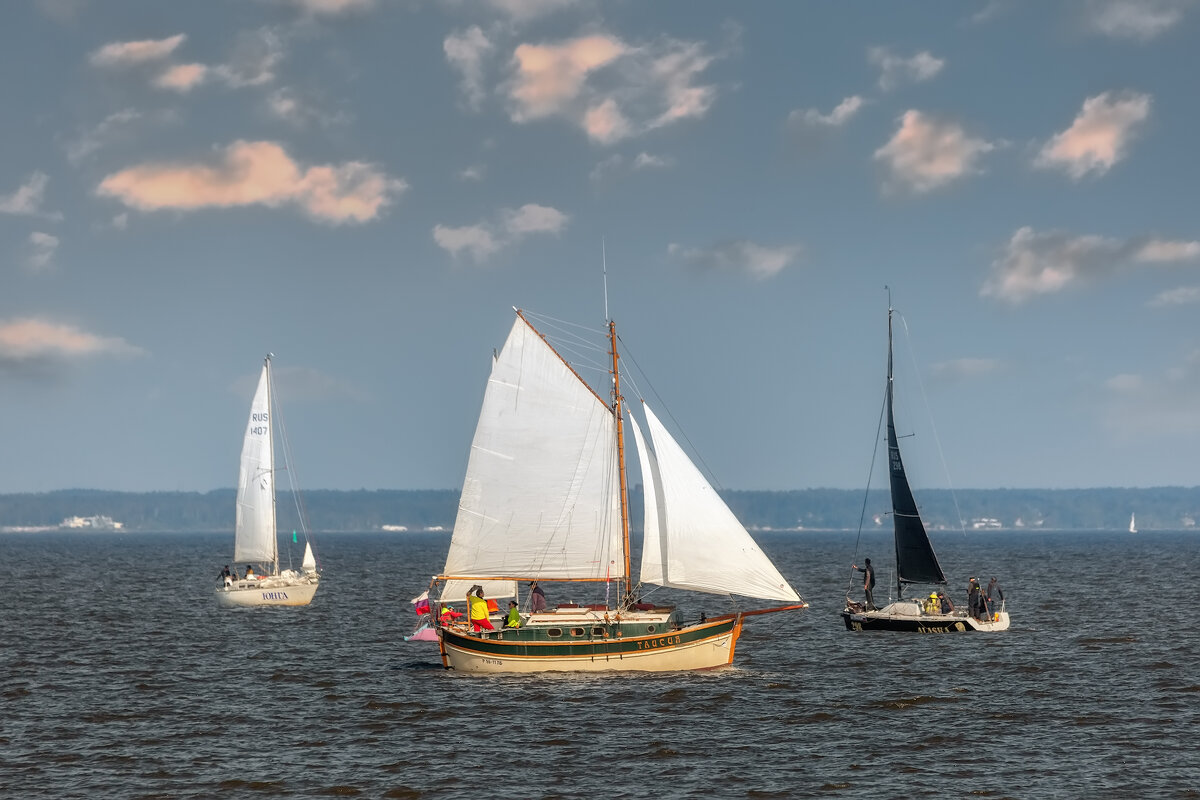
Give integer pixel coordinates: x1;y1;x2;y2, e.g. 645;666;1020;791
468;586;495;632
503;601;521;628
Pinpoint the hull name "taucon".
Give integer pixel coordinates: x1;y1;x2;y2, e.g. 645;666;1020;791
636;635;681;650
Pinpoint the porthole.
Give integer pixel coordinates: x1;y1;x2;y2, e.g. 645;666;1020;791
546;628;563;638
592;627;606;637
646;625;656;633
570;627;585;637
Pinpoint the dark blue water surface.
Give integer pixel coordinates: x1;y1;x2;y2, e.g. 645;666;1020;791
2;530;1198;799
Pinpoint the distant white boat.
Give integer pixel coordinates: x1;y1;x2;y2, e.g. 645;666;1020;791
215;354;320;608
60;515;123;530
1129;513;1137;534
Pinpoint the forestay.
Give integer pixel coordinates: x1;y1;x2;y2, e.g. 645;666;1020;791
441;316;624;582
234;363;276;565
635;402;801;603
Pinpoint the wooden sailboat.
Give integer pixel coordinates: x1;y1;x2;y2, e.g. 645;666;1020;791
435;309;806;672
842;300;1009;633
214;355;320;608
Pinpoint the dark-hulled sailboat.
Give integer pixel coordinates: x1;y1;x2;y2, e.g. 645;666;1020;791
842;299;1009;633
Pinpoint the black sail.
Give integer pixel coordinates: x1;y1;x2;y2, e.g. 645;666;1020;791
886;308;946;592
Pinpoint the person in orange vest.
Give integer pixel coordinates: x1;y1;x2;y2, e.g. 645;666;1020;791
468;586;495;632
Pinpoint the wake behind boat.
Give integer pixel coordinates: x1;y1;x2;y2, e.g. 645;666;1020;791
434;309;806;672
215;354;320;608
842;297;1009;634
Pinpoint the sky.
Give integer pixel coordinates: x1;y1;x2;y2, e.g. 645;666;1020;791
2;0;1199;495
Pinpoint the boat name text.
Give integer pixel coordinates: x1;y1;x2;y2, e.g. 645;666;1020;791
637;635;680;650
261;591;289;601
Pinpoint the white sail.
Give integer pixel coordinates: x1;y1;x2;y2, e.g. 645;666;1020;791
1130;513;1137;534
440;579;517;604
640;403;800;602
628;411;666;586
234;363;276;566
441;316;624;581
301;541;317;573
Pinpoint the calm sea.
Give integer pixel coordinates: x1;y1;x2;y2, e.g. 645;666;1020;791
2;529;1197;799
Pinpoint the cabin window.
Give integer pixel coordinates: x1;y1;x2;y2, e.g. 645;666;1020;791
592;627;606;637
569;627;585;637
646;625;656;633
546;628;563;638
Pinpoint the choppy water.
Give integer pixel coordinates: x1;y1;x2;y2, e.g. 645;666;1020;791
2;529;1198;799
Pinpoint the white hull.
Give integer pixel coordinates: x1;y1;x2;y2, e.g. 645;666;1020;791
214;577;319;608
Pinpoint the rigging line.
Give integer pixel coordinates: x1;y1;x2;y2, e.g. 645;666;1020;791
849;380;888;599
270;379;316;571
616;334;725;490
896;312;967;537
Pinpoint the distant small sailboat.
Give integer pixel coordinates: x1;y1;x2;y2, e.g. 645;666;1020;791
1129;513;1137;534
215;355;320;608
842;296;1009;633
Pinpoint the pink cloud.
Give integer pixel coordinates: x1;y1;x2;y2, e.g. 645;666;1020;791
90;34;186;67
1035;91;1151;179
875;110;995;193
153;63;208;92
0;318;143;364
508;35;627;122
96;140;406;224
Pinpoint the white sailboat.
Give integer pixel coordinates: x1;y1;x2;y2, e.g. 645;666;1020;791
435;309;806;673
215;355;320;608
1129;513;1137;534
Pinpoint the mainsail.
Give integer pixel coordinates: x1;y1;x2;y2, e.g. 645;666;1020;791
633;403;801;603
886;310;945;589
441;315;624;582
234;362;277;566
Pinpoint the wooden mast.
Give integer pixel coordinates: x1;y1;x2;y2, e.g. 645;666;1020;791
609;319;633;589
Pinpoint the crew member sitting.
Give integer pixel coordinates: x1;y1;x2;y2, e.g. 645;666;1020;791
504;601;521;628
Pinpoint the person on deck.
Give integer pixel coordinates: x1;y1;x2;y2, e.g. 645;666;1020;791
987;577;1005;607
530;581;547;613
245;565;256;580
938;592;954;614
925;592;939;614
967;578;982;619
219;565;233;587
439;606;463;624
468;587;495;632
504;601;521;628
852;559;877;610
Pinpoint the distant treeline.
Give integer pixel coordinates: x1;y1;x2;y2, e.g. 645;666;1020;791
2;486;1198;532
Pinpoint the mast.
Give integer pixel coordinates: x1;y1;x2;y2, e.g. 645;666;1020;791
887;302;899;601
609;319;632;589
266;353;279;576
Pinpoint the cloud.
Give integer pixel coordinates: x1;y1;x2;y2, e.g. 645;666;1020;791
1135;239;1200;262
212;27;284;88
503;32;720;144
1101;350;1200;439
96;140;406;224
590;151;674;182
445;26;495;111
1148;286;1200;307
0;318;143;377
273;0;375;15
483;0;579;23
667;240;802;280
1085;0;1189;40
929;357;1003;382
981;227;1200;303
433;203;568;263
0;172;62;219
65;109;155;164
90;34;186;67
457;165;485;181
788;95;865;128
868;47;944;91
153;63;208;92
1034;91;1151;179
26;232;59;272
875;110;995;193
